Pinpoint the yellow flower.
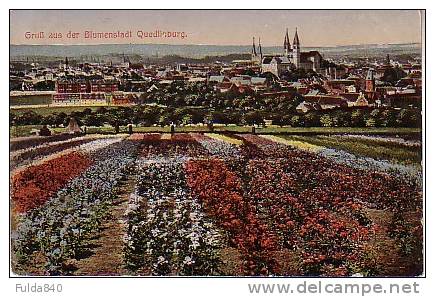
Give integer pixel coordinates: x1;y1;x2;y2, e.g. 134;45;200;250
205;133;243;146
259;135;323;152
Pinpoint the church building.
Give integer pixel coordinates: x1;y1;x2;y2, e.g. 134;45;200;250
252;28;322;77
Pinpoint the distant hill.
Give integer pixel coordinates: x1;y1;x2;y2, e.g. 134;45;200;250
10;43;421;61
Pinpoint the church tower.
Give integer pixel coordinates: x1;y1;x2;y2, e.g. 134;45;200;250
292;28;301;68
251;37;263;65
258;37;263;62
284;28;291;57
251;37;257;60
365;68;375;100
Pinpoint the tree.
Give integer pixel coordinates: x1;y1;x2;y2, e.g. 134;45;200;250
212;111;231;125
332;110;351;127
227;111;243;125
33;80;55;91
396;108;420;127
381;66;406;84
82;108;93;116
83;114;105;127
304;112;320;127
16;111;42;125
96;106;108;114
171;108;186;125
108;116;121;133
182;114;193;125
41;115;56;126
320;114;334;127
351;110;365;127
270;113;286;127
140;107;160;126
380;109;397;127
244;111;264;126
53;112;68;127
281;114;293;126
368;109;381;126
290;115;303;127
365;118;377;127
190;110;205;124
159;114;171;127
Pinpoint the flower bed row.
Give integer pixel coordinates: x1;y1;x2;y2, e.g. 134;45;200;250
237;134;422;213
223;134;422;275
191;133;241;159
11;152;93;213
10;137;96;170
140;133;208;160
124;161;222;275
317;148;422;186
338;134;421;148
186;159;279;276
10;133;80;152
11;136;127;213
243;159;371;276
12;139;140;275
259;134;422;187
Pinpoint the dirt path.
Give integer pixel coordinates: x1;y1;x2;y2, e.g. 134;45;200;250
73;178;136;276
365;208;423;276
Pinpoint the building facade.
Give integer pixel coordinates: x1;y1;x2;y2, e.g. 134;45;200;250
52;80;125;105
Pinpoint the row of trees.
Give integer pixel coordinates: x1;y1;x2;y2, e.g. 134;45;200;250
286;108;421;128
11;105;421;129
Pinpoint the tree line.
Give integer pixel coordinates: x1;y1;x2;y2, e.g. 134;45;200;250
10;105;421;129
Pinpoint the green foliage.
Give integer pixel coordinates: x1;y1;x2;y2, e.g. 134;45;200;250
290;115;303;127
243;111;264;126
10;96;421;131
396;108;420;127
303;112;320;127
365;118;377;127
320;114;334;127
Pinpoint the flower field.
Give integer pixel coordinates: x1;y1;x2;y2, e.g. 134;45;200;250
10;132;423;276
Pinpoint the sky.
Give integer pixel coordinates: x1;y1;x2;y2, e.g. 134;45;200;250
10;10;424;47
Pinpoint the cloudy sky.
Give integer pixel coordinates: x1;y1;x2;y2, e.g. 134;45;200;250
10;10;424;46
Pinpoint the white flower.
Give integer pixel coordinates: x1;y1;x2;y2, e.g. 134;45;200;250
183;256;194;265
157;256;167;264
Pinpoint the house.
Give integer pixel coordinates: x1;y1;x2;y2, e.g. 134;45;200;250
208;75;228;84
304;95;348;109
215;82;236;93
354;92;369;107
296;101;322;113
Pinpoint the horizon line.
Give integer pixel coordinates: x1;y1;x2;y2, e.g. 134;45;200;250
10;41;422;48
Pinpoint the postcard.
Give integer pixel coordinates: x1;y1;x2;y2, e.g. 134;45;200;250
9;9;424;285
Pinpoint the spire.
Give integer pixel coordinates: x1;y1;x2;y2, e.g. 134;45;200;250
293;27;300;49
283;30;287;49
252;37;257;56
258;37;263;59
366;68;375;81
65;57;69;67
284;28;291;51
386;54;390;66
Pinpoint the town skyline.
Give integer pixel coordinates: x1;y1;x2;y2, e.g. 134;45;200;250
10;10;423;47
